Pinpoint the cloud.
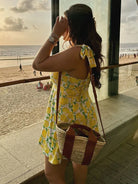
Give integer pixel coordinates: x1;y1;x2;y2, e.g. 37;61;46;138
121;13;138;23
122;0;137;13
0;8;4;11
120;0;138;43
0;17;28;31
125;25;138;34
38;0;50;10
127;14;138;22
11;0;50;13
121;0;138;23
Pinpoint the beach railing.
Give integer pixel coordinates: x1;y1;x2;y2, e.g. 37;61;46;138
0;61;138;88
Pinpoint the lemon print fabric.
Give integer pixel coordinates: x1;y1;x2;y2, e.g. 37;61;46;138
39;44;99;165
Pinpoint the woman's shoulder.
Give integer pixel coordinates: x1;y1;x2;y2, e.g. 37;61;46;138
66;45;82;52
64;45;84;58
67;44;93;55
60;45;82;61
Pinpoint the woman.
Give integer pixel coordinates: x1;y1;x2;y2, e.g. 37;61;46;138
33;4;103;184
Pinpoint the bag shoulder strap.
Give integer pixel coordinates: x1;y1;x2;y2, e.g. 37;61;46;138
90;74;106;138
56;72;62;125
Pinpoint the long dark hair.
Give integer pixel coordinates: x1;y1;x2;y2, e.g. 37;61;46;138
64;4;103;88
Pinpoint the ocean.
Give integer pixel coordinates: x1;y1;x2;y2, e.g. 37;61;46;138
0;43;138;68
0;45;41;68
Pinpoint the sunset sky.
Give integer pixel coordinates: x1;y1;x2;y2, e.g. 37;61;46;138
0;0;137;45
0;0;51;45
120;0;138;44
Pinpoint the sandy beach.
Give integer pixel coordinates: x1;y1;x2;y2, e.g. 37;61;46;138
0;56;137;136
0;65;51;136
0;82;51;136
0;65;50;83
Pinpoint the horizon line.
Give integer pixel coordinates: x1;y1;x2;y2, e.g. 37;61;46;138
0;42;138;46
0;44;41;46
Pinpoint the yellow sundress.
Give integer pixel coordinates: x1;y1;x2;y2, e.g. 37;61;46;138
39;44;99;165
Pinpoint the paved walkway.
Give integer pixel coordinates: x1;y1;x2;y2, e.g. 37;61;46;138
0;87;137;184
21;135;138;184
87;135;138;184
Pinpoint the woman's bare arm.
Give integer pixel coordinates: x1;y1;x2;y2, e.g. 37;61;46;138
32;45;81;72
32;16;80;72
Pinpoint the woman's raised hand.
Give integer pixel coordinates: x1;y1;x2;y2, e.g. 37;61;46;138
52;16;68;38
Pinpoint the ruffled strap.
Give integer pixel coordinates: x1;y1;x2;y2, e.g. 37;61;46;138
80;44;96;68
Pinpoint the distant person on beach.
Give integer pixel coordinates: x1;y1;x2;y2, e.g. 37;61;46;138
33;70;36;76
37;81;43;89
33;4;103;184
40;71;42;76
19;63;22;71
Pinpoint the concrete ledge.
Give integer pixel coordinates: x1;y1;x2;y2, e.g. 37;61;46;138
0;123;45;184
97;87;138;134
